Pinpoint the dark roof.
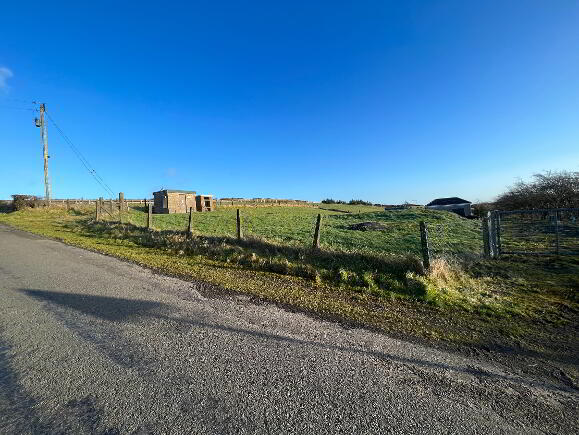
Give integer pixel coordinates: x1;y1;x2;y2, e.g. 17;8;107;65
427;197;471;206
154;189;196;194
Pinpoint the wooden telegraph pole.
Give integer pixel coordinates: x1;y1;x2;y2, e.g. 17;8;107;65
35;103;51;206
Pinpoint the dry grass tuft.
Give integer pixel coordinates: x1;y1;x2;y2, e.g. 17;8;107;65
428;257;457;282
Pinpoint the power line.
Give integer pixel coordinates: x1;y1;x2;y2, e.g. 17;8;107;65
44;111;116;198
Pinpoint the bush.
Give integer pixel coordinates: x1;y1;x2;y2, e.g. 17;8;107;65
494;171;579;210
471;202;493;217
348;199;372;206
11;195;43;211
321;198;346;204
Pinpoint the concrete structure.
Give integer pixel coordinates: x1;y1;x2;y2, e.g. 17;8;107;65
196;194;215;212
384;203;423;211
426;197;472;217
153;190;196;214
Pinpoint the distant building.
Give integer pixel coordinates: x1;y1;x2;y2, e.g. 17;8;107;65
426;197;472;217
153;190;217;213
196;194;215;212
153;190;196;214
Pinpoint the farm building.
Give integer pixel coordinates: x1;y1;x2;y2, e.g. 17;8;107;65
153;190;196;214
426;197;472;217
196;194;215;212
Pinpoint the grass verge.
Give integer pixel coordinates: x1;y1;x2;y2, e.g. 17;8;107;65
1;207;577;370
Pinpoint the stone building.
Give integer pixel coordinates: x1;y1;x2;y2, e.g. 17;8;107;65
153;190;196;214
195;194;215;212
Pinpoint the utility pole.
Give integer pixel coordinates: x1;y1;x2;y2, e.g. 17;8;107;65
35;103;51;205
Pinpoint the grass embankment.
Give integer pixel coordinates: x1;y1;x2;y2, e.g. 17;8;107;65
1;206;577;364
122;205;482;255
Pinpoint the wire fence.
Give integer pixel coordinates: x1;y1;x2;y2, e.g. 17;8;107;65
87;201;489;263
428;219;483;259
76;201;579;267
497;208;579;255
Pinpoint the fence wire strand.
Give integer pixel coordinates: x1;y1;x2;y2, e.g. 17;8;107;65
498;209;579;255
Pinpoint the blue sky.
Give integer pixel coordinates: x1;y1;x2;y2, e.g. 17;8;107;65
1;1;578;203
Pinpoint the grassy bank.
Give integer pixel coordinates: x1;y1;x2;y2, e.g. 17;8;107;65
1;206;577;366
119;204;482;256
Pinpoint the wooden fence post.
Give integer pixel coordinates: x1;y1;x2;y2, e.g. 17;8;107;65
109;199;113;215
147;203;153;229
95;201;100;221
236;209;242;240
187;207;193;237
313;214;322;249
119;192;124;223
554;210;560;255
66;199;70;211
482;215;491;258
495;212;502;255
119;192;127;212
488;211;499;259
419;221;430;270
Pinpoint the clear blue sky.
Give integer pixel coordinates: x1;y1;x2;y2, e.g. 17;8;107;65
1;1;578;203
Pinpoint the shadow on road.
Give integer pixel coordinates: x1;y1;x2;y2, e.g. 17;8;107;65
0;338;52;433
22;289;163;322
20;288;577;394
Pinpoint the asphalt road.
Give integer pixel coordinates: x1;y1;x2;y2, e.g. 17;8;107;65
0;224;577;434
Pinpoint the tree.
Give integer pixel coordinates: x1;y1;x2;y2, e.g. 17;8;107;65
494;171;579;210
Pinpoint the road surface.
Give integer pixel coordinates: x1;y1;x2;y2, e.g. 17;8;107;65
0;224;577;434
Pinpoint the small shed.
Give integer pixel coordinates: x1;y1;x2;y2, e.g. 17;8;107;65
196;194;215;212
426;197;472;217
153;190;196;214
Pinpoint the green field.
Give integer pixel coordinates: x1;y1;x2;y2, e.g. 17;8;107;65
121;204;482;257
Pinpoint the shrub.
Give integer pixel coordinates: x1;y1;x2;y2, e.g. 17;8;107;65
494;170;579;210
348;199;373;206
321;198;346;204
11;195;43;211
471;202;493;217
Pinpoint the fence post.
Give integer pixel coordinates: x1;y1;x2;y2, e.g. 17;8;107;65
489;211;500;259
485;212;494;258
419;221;431;270
482;215;491;258
313;214;322;249
66;199;70;211
95;201;100;221
187;207;193;237
236;209;242;240
119;192;127;212
495;212;502;255
119;192;124;223
554;210;560;255
109;199;113;215
147;203;153;229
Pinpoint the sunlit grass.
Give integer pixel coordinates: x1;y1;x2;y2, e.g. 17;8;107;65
1;206;577;355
